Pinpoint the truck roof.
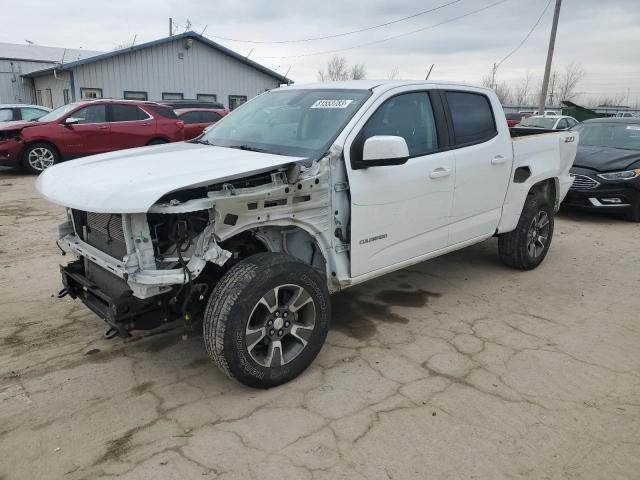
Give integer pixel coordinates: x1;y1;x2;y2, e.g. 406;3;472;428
279;79;492;93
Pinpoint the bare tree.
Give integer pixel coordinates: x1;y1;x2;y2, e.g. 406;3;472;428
556;61;585;103
481;70;512;104
585;92;627;108
387;67;400;80
317;56;367;81
317;56;349;82
350;63;367;80
513;71;532;106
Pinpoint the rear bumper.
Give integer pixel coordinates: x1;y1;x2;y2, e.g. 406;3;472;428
0;139;24;166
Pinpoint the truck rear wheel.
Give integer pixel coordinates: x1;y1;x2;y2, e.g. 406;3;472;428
203;252;330;388
498;192;554;270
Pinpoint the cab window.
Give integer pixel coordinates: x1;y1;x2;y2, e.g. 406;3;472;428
445;91;497;145
361;92;439;157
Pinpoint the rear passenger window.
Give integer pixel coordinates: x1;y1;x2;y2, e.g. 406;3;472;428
362;92;438;157
110;104;149;122
445;91;497;145
180;111;202;124
148;105;178;119
201;111;222;123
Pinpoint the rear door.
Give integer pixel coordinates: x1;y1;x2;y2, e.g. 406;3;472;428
179;111;204;140
345;88;455;277
443;90;513;245
59;104;111;157
108;104;155;149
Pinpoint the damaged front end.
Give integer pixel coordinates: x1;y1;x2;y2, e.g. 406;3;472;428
57;158;335;337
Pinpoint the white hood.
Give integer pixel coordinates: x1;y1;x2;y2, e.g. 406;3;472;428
35;142;303;213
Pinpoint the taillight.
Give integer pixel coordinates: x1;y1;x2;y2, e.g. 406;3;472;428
176;120;184;129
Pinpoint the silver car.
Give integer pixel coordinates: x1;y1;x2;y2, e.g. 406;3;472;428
0;104;52;122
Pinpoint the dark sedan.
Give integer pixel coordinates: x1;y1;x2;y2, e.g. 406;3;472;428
563;118;640;221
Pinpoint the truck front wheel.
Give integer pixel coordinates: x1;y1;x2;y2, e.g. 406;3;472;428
498;193;555;270
203;252;330;388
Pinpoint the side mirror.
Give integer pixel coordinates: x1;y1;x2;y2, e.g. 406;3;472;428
360;135;409;167
64;117;80;125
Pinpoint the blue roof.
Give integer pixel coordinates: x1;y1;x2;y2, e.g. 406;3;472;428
25;31;292;84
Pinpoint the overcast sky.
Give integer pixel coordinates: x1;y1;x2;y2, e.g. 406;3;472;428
3;0;639;105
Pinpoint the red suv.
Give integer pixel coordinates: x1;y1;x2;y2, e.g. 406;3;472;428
175;107;229;140
0;99;185;174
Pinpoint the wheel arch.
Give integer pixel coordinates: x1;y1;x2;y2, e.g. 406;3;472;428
219;224;330;281
21;140;62;163
528;177;559;211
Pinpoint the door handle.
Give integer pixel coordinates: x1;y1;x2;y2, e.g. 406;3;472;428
142;122;151;126
98;125;108;130
491;155;507;165
429;168;451;179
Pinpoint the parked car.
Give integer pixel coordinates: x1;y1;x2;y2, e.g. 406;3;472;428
517;115;579;130
36;80;577;388
563;117;640;221
163;100;226;109
0;99;184;174
0;104;51;122
505;112;526;128
176;107;230;140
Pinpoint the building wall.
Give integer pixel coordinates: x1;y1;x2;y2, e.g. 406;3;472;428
33;71;71;108
68;37;282;108
0;59;52;104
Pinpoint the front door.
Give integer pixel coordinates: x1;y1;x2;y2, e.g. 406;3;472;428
443;90;513;244
346;89;455;278
59;104;111;157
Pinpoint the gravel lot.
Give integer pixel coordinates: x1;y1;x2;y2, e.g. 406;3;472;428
1;168;639;479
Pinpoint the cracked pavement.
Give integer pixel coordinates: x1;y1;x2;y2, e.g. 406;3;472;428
1;169;639;479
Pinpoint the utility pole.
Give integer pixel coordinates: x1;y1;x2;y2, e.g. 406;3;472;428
169;18;173;36
490;62;498;89
538;0;562;114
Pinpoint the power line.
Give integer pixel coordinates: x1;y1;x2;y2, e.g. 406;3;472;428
204;0;465;44
496;0;552;68
252;0;510;59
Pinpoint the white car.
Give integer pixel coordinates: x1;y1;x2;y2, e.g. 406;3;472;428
517;115;579;130
36;80;578;388
0;104;51;122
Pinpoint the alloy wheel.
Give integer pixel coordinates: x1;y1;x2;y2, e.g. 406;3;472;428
27;147;55;171
245;284;316;368
526;211;550;258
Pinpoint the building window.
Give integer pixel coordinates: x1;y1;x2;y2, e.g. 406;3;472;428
229;95;247;110
197;94;217;102
80;87;103;100
36;90;43;106
162;92;184;101
63;89;70;105
124;91;148;101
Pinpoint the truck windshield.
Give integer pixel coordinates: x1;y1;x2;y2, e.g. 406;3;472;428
199;88;371;158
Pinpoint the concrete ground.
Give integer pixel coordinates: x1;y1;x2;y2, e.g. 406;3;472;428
1;168;639;480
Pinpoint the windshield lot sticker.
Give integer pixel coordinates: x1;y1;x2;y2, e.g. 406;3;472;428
626;125;640;130
311;99;353;109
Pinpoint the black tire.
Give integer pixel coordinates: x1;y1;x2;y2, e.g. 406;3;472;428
624;202;640;222
21;142;60;174
203;252;330;388
147;138;168;146
498;192;555;270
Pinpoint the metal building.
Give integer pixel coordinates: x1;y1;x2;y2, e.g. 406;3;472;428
22;31;291;110
0;43;100;105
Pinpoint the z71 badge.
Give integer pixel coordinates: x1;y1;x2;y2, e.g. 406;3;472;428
359;234;388;245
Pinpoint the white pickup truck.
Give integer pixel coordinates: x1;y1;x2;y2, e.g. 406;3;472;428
36;80;577;388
